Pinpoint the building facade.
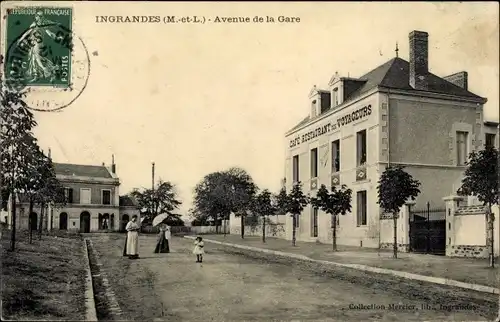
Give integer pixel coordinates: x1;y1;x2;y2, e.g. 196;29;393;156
284;30;499;252
3;157;140;233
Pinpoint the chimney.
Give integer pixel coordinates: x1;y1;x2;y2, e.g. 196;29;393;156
409;30;429;90
111;154;116;174
444;71;468;90
48;148;51;159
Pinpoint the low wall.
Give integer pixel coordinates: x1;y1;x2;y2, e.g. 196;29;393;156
141;224;229;235
229;214;286;239
446;201;500;258
379;204;411;252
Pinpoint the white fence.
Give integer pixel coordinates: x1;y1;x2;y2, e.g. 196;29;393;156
141;221;229;235
229;214;287;239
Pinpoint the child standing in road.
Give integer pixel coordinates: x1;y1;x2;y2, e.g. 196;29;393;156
193;237;204;263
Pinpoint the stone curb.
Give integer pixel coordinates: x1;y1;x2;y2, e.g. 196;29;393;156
82;238;98;322
184;236;499;295
86;238;124;318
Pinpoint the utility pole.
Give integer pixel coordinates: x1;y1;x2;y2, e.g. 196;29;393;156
152;162;155;218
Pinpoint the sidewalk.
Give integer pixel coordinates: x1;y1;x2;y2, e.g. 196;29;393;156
200;234;499;289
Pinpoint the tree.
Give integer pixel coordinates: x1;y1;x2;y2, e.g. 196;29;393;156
224;167;257;239
130;179;183;223
457;146;499;267
33;152;66;240
19;142;46;244
193;168;257;237
377;165;421;258
275;186;288;215
252;189;277;243
310;184;352;251
193;171;229;234
283;182;309;246
0;81;38;251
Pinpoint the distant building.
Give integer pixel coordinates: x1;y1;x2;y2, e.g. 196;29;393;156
3;156;141;233
283;30;499;252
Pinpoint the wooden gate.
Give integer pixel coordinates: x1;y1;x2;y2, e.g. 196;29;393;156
409;202;446;255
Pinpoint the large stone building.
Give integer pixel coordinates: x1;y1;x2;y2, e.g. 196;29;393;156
2;156;141;233
283;30;499;253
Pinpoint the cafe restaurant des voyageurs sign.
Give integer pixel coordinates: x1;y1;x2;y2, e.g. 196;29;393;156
288;104;372;148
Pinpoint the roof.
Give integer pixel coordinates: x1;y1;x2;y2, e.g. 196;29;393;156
287;57;486;133
484;121;499;127
54;163;112;178
119;195;138;207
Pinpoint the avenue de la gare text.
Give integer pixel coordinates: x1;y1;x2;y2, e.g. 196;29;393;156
94;15;300;24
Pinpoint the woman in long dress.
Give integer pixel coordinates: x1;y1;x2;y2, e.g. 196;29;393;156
154;224;170;253
124;215;140;259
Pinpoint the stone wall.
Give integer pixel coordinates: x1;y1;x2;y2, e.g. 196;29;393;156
444;196;500;258
379;243;410;252
447;245;488;258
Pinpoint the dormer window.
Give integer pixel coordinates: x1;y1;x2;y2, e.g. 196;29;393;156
311;99;317;118
332;88;339;107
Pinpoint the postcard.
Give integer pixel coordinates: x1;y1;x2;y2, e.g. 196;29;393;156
1;2;498;321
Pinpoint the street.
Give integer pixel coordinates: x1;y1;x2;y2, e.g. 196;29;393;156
87;233;495;321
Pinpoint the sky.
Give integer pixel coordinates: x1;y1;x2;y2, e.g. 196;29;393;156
4;2;498;216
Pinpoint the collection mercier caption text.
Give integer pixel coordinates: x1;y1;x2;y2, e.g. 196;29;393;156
95;15;300;24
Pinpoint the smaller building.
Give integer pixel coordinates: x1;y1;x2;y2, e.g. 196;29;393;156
3;156;140;233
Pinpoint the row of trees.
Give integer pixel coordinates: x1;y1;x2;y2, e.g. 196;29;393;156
190;144;497;263
190;165;420;255
1;80;66;251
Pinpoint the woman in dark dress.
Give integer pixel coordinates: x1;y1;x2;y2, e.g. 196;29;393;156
154;223;170;253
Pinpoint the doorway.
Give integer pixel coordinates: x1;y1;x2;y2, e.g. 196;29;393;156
409;203;446;255
59;212;68;230
121;214;129;232
29;212;38;231
80;211;91;233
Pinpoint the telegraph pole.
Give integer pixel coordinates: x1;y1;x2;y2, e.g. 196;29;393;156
152;162;155;218
152;162;155;190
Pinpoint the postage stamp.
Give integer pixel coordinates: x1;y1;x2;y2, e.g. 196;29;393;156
3;6;90;112
4;7;73;89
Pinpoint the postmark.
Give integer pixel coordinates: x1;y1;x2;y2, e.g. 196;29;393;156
3;6;90;112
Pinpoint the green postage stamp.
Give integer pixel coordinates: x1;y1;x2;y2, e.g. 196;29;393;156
4;7;73;88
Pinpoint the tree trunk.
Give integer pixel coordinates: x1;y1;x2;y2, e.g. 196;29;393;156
29;198;34;244
223;216;227;238
393;212;398;259
332;214;337;252
38;203;45;240
488;204;495;268
241;215;245;239
10;190;17;251
262;216;266;243
292;214;296;246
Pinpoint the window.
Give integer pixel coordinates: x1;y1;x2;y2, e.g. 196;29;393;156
311;208;318;237
356;191;367;226
332;88;339;107
486;133;496;149
64;188;74;204
311;100;317;118
292;155;299;183
102;190;111;205
332;140;340;172
80;188;91;204
456;131;468;166
310;148;318;178
356;130;367;166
